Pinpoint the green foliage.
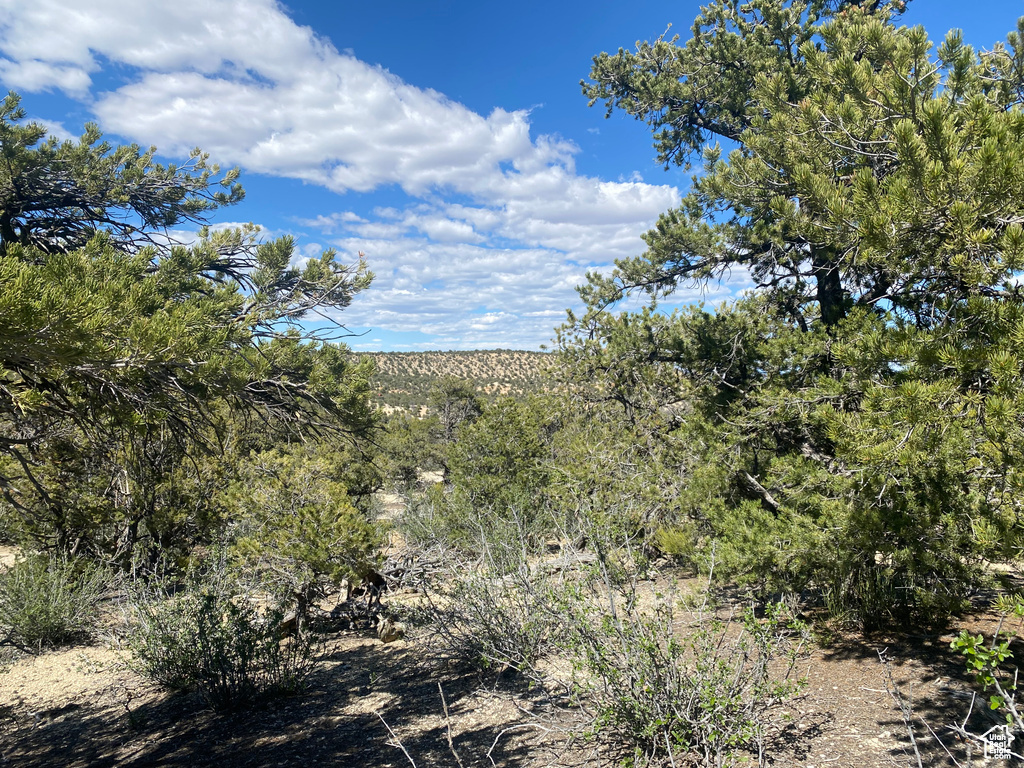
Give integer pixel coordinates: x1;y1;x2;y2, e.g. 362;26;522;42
547;402;690;556
585;0;909;172
129;582;317;711
428;376;483;445
225;444;382;594
381;411;448;491
952;631;1014;713
565;590;806;766
951;595;1024;725
561;0;1024;626
0;555;107;651
408;376;483;483
428;395;556;551
0;93;378;562
0;91;242;256
446;396;552;509
654;524;699;564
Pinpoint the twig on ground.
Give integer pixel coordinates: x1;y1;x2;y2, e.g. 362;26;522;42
376;711;417;768
486;723;554;767
438;682;466;768
878;649;926;768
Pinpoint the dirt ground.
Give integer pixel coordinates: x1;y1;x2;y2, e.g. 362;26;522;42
1;582;1019;768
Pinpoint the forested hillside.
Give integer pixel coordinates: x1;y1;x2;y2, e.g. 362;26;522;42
364;349;549;411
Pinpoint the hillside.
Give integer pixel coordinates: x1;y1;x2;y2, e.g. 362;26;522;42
360;349;551;412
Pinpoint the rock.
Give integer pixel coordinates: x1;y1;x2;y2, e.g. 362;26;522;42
278;610;298;638
376;617;404;643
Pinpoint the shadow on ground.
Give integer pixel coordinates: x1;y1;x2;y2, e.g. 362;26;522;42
0;639;554;768
817;618;1024;767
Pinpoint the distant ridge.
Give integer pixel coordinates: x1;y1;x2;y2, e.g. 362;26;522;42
360;349;551;412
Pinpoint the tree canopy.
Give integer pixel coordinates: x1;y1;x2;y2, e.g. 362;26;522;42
0;92;377;558
561;0;1024;625
582;0;1024;329
0;94;243;256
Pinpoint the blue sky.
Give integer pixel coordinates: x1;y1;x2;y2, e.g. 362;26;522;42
0;0;1020;351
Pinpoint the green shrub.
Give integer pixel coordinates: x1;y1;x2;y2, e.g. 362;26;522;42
654;524;698;565
129;586;318;710
224;447;382;593
400;483;552;566
0;555;107;651
565;590;807;767
818;550;975;631
444;396;553;526
949;594;1024;732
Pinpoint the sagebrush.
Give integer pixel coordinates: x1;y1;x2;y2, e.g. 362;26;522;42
129;585;318;710
0;554;108;651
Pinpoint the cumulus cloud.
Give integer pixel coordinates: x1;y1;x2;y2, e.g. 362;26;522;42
0;0;690;349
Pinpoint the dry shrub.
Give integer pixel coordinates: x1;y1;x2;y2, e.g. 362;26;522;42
0;554;108;651
129;583;318;710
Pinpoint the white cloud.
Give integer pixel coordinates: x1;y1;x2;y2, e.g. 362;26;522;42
306;230;755;350
0;0;693;349
0;60;91;95
295;212;365;233
411;216;484;244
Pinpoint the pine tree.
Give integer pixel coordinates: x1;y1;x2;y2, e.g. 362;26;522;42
0;93;376;557
562;1;1024;625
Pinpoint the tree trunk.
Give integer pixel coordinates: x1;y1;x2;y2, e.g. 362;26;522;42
813;253;847;327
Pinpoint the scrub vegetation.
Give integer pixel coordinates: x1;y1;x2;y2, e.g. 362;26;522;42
4;1;1024;765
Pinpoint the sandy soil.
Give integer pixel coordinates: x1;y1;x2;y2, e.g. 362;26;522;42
1;586;1016;768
